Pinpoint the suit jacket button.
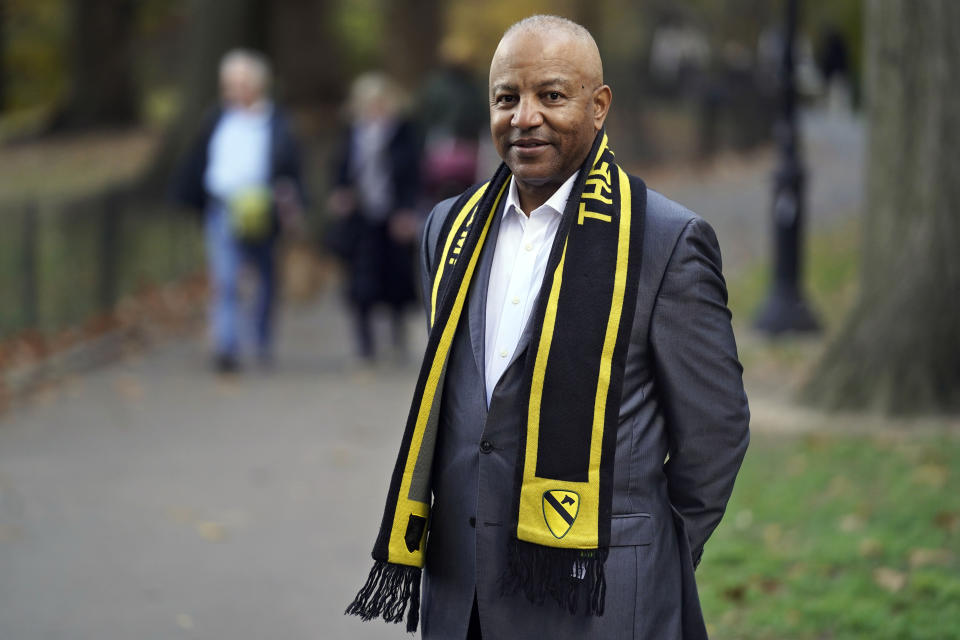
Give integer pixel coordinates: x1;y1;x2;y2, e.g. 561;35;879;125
479;440;493;454
469;517;476;528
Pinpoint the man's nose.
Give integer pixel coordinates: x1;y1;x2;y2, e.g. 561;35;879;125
511;97;544;129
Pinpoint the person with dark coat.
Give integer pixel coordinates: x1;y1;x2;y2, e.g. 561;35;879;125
417;39;488;202
173;49;304;373
328;72;421;363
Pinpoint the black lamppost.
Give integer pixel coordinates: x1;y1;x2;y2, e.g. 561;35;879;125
754;0;820;334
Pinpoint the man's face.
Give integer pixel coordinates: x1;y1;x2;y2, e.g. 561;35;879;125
489;29;610;192
221;64;262;109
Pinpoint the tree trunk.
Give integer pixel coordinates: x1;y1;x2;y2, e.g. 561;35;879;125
52;0;138;130
383;0;443;90
571;0;604;48
0;0;6;112
269;0;344;107
801;0;960;414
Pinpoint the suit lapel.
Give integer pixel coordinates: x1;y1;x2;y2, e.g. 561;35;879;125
467;197;506;406
503;306;538;374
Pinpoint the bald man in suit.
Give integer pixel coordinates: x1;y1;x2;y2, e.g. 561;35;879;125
415;16;749;639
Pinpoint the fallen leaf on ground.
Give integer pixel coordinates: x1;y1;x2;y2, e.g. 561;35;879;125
215;378;241;394
859;538;883;557
909;548;954;569
763;523;782;548
0;524;24;542
734;509;753;530
839;513;864;533
722;584;747;603
114;375;144;400
787;563;807;579
934;511;959;533
786;454;807;476
196;521;227;542
804;433;833;450
826;475;850;497
328;446;353;466
913;464;948;489
165;506;196;524
758;577;781;594
873;567;907;593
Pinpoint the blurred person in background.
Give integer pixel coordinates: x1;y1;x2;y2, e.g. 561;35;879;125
327;72;421;365
816;25;853;115
418;37;488;202
173;49;304;374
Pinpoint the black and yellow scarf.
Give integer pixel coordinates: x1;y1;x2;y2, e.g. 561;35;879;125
346;131;646;632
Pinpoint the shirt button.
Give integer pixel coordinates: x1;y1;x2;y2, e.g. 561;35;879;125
511;296;520;305
525;243;533;252
499;350;508;358
480;440;493;454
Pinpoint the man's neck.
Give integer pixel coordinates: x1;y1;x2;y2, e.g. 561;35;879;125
516;179;563;216
510;171;580;218
227;98;269;114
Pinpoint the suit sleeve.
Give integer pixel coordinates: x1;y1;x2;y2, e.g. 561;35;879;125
419;207;437;324
650;217;750;568
418;196;461;328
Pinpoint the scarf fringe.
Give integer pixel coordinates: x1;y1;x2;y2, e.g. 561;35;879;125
501;538;609;616
345;561;421;632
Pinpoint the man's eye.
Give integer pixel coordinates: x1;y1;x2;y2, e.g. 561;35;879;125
546;92;563;101
496;95;515;104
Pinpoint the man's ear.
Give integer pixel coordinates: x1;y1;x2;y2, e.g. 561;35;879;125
593;85;612;129
593;85;613;131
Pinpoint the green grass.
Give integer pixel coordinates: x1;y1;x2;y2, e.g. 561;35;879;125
704;216;960;638
698;432;960;640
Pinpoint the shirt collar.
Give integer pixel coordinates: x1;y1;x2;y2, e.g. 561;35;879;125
504;170;580;219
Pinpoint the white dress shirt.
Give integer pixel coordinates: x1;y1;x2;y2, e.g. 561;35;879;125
484;171;579;405
203;103;273;201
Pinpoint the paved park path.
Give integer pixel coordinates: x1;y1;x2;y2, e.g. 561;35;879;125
0;111;862;640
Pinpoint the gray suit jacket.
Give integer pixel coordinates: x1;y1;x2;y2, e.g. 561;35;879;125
417;184;749;639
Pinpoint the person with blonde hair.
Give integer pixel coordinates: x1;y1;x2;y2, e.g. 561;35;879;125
328;72;422;364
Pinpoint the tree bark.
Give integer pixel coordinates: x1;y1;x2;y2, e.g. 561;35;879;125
383;0;443;90
802;0;960;414
571;0;604;48
52;0;139;130
269;0;344;107
0;0;6;112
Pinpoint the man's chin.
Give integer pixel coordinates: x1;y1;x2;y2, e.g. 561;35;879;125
506;165;559;187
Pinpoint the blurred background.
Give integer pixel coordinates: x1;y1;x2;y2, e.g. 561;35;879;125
0;0;957;638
